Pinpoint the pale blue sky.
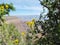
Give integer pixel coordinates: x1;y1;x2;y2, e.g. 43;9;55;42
0;0;48;16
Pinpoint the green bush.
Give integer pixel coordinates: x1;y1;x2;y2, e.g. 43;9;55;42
0;23;21;45
26;0;60;45
0;23;27;45
0;3;26;45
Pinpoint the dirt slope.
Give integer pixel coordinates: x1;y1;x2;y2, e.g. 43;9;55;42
5;16;29;33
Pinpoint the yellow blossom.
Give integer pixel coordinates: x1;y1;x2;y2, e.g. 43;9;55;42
13;39;19;44
21;32;25;36
26;19;35;29
26;21;34;27
1;6;4;10
6;4;9;9
1;6;4;12
31;21;35;26
30;21;35;29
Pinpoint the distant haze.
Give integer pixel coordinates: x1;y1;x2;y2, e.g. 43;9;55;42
17;15;40;21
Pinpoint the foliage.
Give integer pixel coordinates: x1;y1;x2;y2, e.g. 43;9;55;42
0;23;20;45
38;0;60;45
0;23;26;45
26;0;60;45
0;3;15;25
26;19;35;30
0;3;26;45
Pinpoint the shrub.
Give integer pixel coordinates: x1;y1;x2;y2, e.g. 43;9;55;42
26;0;60;45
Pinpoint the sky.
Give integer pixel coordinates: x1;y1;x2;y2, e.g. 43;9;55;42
0;0;48;16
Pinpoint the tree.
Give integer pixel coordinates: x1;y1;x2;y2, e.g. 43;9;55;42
36;0;60;45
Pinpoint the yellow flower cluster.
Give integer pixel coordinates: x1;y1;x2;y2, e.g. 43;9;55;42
21;32;25;36
26;19;35;29
0;6;4;12
0;4;9;12
13;39;19;44
6;4;9;9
